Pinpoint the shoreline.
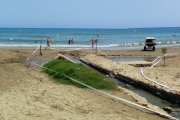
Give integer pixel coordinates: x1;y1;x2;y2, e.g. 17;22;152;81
0;43;180;50
1;45;179;59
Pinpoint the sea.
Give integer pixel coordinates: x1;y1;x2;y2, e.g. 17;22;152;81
0;27;180;48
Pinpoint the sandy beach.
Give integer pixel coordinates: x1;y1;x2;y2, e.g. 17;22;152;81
1;0;180;119
0;47;179;120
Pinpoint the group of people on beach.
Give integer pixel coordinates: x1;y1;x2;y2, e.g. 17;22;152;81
91;38;98;48
45;37;75;48
44;37;98;48
68;38;74;45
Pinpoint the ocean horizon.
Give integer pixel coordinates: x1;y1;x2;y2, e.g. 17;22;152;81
0;27;180;48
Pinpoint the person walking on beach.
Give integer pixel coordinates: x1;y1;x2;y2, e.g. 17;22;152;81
46;37;53;49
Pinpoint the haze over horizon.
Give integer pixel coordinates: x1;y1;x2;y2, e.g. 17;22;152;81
0;0;180;29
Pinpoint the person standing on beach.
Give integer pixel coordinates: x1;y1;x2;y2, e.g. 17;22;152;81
46;37;52;49
91;38;94;48
71;38;74;44
91;38;95;48
68;39;71;45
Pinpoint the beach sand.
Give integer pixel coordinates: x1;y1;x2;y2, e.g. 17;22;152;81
76;47;180;91
0;48;177;120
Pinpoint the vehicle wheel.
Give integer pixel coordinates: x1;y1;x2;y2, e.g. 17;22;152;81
153;46;155;51
144;46;146;51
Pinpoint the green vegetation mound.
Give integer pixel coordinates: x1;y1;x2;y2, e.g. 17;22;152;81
44;59;116;90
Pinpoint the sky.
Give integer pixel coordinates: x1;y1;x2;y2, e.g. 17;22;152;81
0;0;180;28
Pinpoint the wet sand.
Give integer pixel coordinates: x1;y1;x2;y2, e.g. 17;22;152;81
0;48;177;120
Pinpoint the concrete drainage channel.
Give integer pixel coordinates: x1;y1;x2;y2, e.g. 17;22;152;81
70;57;180;119
31;56;180;119
111;77;180;119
